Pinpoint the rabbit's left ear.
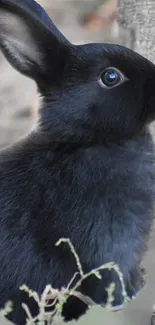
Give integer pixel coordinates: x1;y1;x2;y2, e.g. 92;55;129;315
0;0;70;80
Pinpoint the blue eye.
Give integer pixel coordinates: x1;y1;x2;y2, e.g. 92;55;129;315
99;68;124;88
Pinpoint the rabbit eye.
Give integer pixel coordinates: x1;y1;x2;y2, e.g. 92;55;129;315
99;68;125;88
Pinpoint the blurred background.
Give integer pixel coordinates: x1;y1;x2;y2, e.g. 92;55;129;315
0;1;155;325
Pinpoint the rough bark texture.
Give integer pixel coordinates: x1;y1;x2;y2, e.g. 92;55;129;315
117;0;155;63
117;3;155;324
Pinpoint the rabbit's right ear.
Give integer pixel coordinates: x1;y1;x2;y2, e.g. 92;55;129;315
0;0;70;81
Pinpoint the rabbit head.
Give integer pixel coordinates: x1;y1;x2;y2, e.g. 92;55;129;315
0;0;155;146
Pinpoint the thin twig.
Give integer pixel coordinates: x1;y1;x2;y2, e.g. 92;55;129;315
56;238;84;277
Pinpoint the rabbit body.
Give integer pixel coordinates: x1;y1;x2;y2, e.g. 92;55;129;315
0;129;154;324
0;0;155;324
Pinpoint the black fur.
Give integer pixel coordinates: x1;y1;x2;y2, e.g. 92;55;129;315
0;0;155;324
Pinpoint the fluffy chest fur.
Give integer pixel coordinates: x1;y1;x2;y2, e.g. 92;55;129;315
0;130;154;282
0;130;154;323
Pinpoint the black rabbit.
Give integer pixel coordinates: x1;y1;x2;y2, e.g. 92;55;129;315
0;0;155;324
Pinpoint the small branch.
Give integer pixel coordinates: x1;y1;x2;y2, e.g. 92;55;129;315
22;303;34;324
56;238;84;277
71;291;97;307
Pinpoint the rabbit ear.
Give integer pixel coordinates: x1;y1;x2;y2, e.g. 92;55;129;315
0;0;69;80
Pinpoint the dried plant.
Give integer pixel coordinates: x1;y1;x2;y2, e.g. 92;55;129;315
0;238;130;325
